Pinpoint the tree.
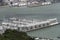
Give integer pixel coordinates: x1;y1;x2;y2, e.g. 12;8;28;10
0;29;34;40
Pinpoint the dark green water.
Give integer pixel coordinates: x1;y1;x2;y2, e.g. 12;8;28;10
0;3;60;39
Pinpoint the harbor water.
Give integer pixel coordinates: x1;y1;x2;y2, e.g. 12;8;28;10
0;3;60;39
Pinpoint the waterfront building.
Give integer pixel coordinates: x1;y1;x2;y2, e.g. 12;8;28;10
1;0;60;5
1;0;52;6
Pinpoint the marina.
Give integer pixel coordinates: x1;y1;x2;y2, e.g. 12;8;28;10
0;17;59;32
0;3;60;39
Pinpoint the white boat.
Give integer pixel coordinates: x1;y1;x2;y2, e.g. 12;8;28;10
0;17;59;32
